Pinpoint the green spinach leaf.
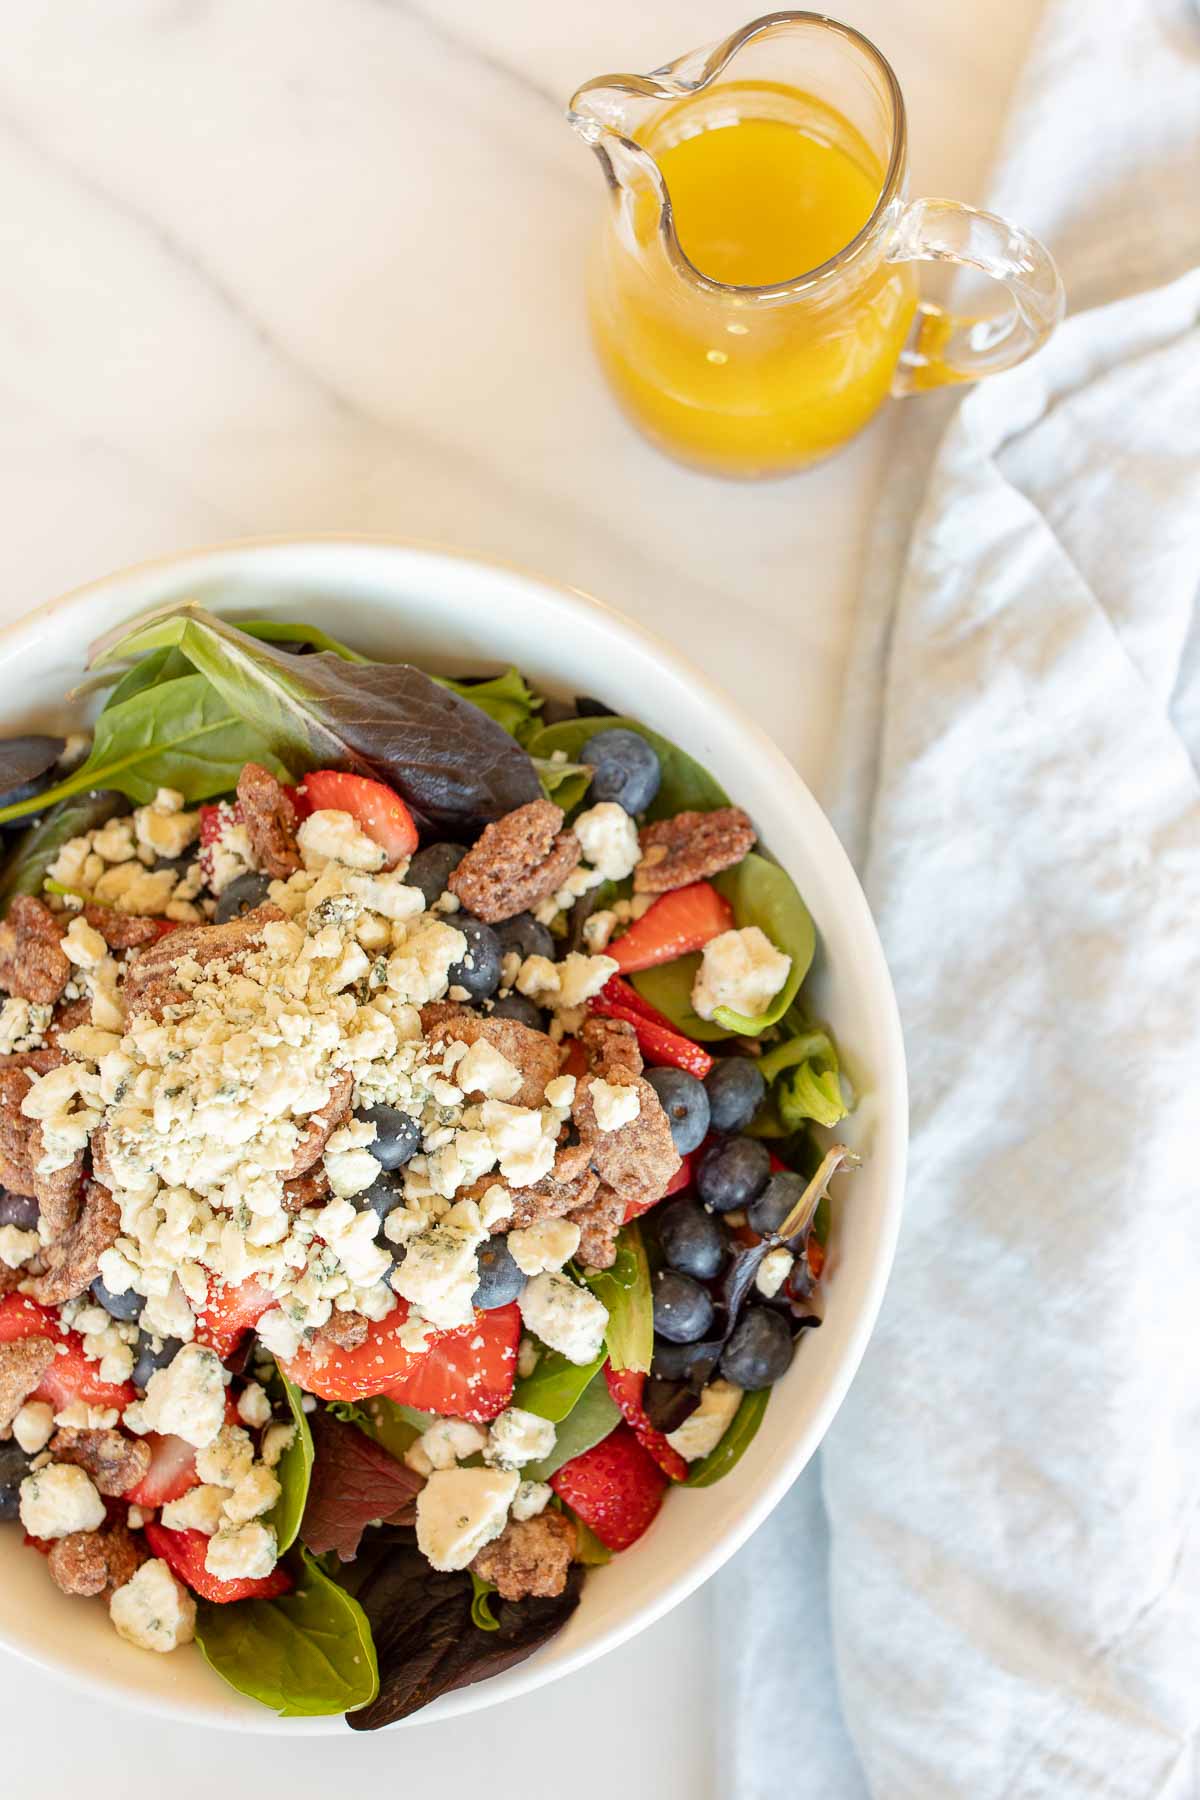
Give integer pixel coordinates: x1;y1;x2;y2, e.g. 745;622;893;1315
0;674;288;826
635;855;815;1040
92;606;541;829
582;1225;653;1374
522;1368;622;1481
270;1364;314;1555
706;855;815;1035
631;954;734;1043
684;1389;770;1488
524;717;729;821
195;1549;379;1716
0;791;126;915
470;1573;501;1632
101;645;194;711
513;1348;605;1423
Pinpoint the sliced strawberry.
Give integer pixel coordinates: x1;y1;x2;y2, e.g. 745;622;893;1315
144;1522;293;1604
195;1278;275;1362
623;1151;693;1224
0;1293;54;1344
609;883;733;974
590;980;715;1080
124;1432;200;1508
0;1294;136;1413
604;1366;688;1483
297;771;418;868
550;1421;668;1551
282;1299;520;1423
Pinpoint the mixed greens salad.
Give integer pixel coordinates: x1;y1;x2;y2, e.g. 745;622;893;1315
0;604;854;1725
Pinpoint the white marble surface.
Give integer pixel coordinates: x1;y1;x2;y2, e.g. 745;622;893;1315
0;1;1042;1791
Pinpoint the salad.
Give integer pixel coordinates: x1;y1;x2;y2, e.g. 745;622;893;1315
0;605;854;1726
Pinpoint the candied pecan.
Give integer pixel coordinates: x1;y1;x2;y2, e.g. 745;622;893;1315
48;1520;144;1598
0;1336;55;1435
471;1509;576;1602
448;800;580;924
572;1068;680;1212
0;1064;84;1240
26;1178;119;1305
579;1015;642;1076
316;1310;368;1352
0;1048;64;1074
282;1166;331;1214
570;1180;626;1271
50;1427;152;1497
503;1165;599;1233
81;904;164;949
122;903;284;1021
48;995;93;1042
285;1069;353;1179
634;806;757;894
424;1013;561;1113
237;762;301;879
0;897;71;1006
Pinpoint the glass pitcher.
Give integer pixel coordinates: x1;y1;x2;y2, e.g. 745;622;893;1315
568;12;1064;479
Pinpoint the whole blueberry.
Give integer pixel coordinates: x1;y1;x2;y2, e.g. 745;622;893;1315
696;1136;771;1213
489;993;547;1031
747;1169;807;1237
215;871;273;924
131;1334;183;1392
447;915;502;1001
645;1067;710;1155
0;1441;33;1520
90;1274;144;1324
472;1238;527;1310
405;843;467;909
351;1169;406;1225
652;1269;715;1345
355;1104;421;1172
656;1197;726;1282
494;912;556;963
720;1307;795;1389
0;1191;38;1232
582;728;661;815
704;1058;766;1135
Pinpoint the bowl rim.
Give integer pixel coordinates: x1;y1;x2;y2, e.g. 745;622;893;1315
0;533;907;1733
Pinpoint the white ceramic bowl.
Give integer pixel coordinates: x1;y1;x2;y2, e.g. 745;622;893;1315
0;538;906;1732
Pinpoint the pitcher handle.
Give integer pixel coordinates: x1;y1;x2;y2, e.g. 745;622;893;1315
887;197;1065;395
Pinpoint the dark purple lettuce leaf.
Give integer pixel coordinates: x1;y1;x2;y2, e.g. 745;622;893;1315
276;652;542;827
301;1411;423;1563
347;1538;583;1730
94;608;542;829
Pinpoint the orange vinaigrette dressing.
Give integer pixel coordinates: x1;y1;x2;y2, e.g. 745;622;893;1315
589;84;919;475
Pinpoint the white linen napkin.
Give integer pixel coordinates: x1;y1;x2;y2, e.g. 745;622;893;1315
716;2;1200;1794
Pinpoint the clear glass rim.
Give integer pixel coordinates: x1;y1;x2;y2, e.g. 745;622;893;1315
568;10;909;301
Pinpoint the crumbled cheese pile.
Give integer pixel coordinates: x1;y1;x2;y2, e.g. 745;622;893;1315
49;788;206;923
28;810;618;1370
